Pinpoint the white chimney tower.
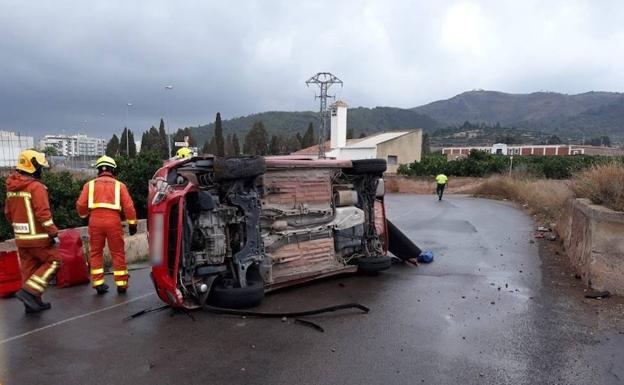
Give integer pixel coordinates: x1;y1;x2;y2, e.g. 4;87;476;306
330;100;348;149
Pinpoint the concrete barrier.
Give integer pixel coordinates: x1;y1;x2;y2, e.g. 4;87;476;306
558;198;624;295
0;219;148;266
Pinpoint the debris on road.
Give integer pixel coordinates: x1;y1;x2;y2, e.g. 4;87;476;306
585;290;611;299
294;318;325;333
417;251;434;263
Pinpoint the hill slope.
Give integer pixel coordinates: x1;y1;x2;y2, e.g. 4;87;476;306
189;90;624;146
191;107;439;145
413;90;624;135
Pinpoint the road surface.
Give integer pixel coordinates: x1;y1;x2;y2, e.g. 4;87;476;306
1;195;623;384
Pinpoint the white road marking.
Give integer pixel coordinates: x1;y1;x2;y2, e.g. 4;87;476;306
0;292;155;345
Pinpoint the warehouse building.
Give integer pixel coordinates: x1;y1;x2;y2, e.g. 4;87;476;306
442;143;624;159
293;101;423;173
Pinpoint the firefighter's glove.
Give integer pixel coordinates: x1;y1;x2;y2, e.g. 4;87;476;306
128;223;138;236
49;233;60;246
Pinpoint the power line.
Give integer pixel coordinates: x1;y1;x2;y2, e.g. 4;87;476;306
305;72;343;158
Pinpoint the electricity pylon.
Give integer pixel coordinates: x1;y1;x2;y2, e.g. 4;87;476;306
305;72;343;158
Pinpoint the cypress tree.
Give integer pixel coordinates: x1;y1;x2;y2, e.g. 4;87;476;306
106;134;120;157
128;130;137;158
158;118;170;158
225;134;233;156
214;113;225;156
269;135;280;155
302;122;315;148
232;134;240;155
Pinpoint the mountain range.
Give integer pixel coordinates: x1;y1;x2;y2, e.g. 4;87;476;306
190;90;624;145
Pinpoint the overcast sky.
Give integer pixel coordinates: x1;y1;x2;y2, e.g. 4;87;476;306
1;0;623;139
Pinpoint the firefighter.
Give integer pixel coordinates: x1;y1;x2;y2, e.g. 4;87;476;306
176;147;192;158
76;156;137;295
4;150;61;313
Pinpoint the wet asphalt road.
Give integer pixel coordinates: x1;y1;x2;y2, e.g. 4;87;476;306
1;194;623;385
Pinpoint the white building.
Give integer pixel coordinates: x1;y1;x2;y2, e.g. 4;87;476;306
294;100;423;173
0;131;35;167
39;134;106;157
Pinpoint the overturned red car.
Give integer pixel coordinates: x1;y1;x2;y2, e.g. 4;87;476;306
148;155;418;309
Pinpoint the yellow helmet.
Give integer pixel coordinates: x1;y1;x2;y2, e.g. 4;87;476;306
176;147;192;158
95;155;117;169
16;150;49;174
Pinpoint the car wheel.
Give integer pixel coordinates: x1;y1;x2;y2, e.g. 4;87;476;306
347;159;387;175
207;276;265;309
213;156;266;181
387;220;422;261
356;256;392;274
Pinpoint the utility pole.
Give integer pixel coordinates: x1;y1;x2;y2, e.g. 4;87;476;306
305;72;343;158
164;85;173;157
509;155;514;176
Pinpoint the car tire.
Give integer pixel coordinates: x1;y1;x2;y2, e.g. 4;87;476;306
347;159;387;175
387;219;422;261
355;256;392;274
207;276;265;309
213;156;266;181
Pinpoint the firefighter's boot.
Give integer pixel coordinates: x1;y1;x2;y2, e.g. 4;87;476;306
95;283;109;295
15;289;45;313
35;296;52;310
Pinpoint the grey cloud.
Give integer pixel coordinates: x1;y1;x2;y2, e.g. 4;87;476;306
0;0;623;139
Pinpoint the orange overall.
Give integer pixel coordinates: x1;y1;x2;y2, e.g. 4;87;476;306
4;172;61;296
76;172;136;289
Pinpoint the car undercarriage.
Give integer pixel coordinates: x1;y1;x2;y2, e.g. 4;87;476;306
149;155;396;309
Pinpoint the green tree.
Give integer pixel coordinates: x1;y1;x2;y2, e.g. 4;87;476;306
42;146;59;156
286;134;302;153
232;134;241;155
114;152;163;219
301;122;316;148
421;133;431;155
243;121;269;155
106;134;120;157
587;136;611;147
119;127;137;158
214;112;225;156
268;135;288;155
201;137;213;154
346;128;354;140
547;135;562;145
225;134;234;156
140;126;162;155
158;118;170;158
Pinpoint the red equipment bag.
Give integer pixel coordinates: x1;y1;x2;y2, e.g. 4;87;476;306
56;229;90;288
0;250;22;297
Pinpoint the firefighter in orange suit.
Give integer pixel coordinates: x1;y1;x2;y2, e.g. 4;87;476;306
76;156;137;295
4;150;61;313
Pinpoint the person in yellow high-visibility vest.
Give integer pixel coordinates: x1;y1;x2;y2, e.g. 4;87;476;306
435;173;448;201
4;150;61;313
76;156;137;295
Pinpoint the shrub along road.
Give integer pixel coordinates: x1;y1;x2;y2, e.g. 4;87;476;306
1;195;623;384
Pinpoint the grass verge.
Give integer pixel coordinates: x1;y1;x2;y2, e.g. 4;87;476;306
474;163;624;221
